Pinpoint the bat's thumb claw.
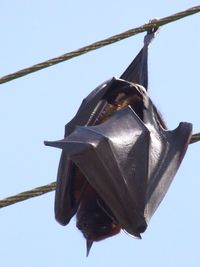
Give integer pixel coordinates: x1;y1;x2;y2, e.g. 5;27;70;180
44;140;65;149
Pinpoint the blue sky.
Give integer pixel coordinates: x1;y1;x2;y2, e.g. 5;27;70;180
0;1;200;267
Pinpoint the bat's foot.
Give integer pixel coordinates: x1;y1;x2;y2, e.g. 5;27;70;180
144;18;159;46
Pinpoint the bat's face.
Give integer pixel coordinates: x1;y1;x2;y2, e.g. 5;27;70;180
73;168;121;255
73;166;121;242
76;183;121;241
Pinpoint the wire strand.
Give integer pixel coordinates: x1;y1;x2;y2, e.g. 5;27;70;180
190;133;200;144
0;182;56;208
0;5;200;85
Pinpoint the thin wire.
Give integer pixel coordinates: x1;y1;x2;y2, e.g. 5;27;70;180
0;182;56;208
190;133;200;144
0;5;200;84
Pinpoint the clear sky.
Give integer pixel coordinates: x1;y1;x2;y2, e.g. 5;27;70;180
0;1;200;267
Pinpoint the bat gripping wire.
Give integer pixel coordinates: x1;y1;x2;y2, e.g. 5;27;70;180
0;5;200;209
144;19;159;46
0;5;200;84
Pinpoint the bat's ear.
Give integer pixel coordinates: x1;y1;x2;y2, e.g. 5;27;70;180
86;239;93;257
120;27;159;90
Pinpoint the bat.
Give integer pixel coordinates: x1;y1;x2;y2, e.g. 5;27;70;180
45;28;192;256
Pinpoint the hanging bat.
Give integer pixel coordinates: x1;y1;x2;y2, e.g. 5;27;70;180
44;28;192;256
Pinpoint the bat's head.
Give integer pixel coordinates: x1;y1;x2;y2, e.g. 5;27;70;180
75;184;121;256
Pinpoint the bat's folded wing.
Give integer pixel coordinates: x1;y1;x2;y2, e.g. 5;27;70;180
141;97;192;222
145;121;192;222
46;107;150;237
54;78;143;225
46;99;192;237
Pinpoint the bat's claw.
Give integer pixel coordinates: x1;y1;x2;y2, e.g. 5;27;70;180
144;18;159;46
123;229;142;239
135;233;142;239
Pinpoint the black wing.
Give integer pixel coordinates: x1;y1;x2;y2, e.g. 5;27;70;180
52;29;156;226
54;78;136;224
45;89;192;236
